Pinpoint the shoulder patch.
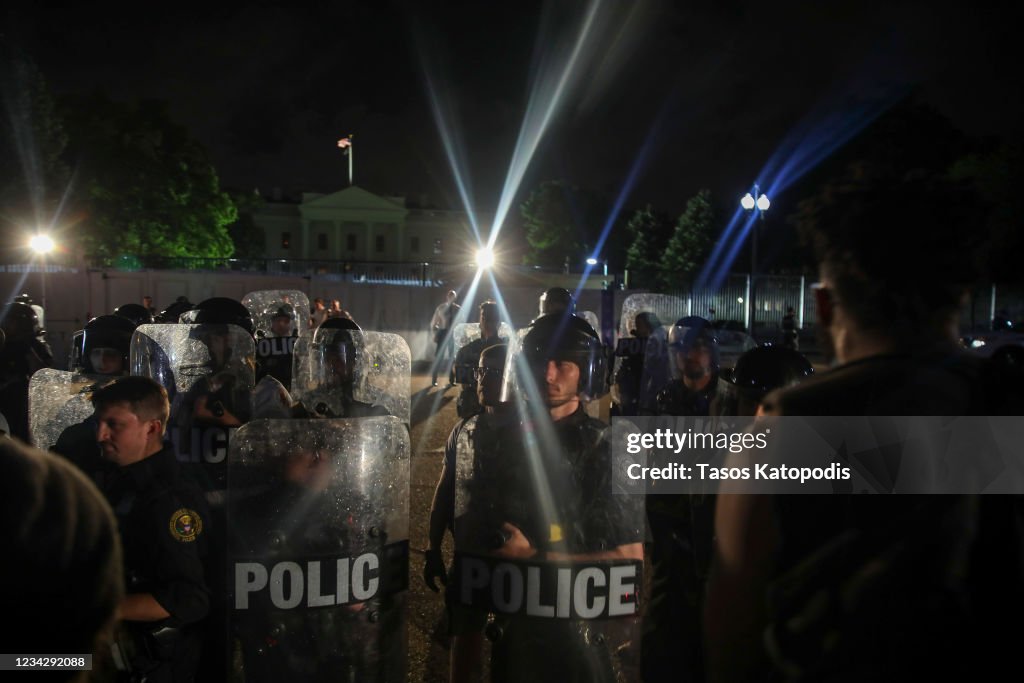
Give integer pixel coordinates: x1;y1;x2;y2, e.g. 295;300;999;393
169;508;203;543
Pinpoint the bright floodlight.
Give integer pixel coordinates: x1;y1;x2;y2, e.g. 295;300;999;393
740;193;755;210
476;247;495;269
30;234;54;254
756;194;771;211
586;257;598;266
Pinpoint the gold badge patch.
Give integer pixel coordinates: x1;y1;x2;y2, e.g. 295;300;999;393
169;508;203;543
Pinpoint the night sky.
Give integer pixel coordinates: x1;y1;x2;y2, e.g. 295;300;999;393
7;1;1023;219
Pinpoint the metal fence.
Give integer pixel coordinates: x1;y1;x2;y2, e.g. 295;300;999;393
664;274;817;337
81;255;451;285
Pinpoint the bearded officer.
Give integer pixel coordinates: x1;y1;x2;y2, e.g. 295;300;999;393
452;301;507;419
92;376;209;682
655;316;729;417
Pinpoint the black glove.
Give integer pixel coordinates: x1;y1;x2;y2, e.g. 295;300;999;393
423;547;447;593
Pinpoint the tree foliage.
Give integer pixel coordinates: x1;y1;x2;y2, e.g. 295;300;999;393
226;190;267;260
520;180;598;269
950;143;1024;283
61;93;237;261
660;189;716;289
623;204;672;289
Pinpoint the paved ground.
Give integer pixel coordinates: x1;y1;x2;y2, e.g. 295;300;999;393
406;373;461;682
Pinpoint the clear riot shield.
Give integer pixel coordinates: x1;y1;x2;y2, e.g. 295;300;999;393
242;290;311;339
451;322;514;384
28;368;123;490
613;295;685;415
291;331;411;424
452;411;644;682
130;323;255;494
228;416;409;682
579;311;600;336
29;368;99;453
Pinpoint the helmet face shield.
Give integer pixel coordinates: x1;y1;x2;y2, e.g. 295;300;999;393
80;316;134;375
88;347;125;375
503;314;607;404
311;328;363;389
668;317;719;381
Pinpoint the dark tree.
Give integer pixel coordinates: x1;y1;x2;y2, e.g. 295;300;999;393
660;189;716;289
227;190;267;260
624;204;672;289
520;180;602;269
61;93;237;262
950;142;1024;284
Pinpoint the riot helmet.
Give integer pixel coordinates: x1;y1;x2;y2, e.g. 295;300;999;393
265;304;297;337
81;315;135;375
723;344;814;416
668;316;720;381
511;312;606;401
1;302;41;346
193;297;254;336
113;303;154;326
538;287;576;318
310;318;364;388
155;296;195;324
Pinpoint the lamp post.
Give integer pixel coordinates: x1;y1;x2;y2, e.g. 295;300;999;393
29;234;55;309
740;183;770;335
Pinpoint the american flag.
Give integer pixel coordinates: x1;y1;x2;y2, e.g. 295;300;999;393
337;136;352;154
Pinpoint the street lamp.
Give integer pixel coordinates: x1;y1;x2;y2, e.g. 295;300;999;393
475;246;495;270
29;233;55;309
740;183;770;335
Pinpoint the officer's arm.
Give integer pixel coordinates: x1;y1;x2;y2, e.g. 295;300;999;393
120;593;171;622
546;542;643;562
428;444;456;551
150;499;210;626
496;523;643;562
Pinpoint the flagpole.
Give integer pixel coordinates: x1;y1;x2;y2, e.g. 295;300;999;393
337;134;354;186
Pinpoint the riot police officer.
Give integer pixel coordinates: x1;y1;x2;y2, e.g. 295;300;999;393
155;296;195;324
255;304;299;388
114;302;156;327
655;316;729;417
52;314;137;482
80;314;136;376
92;377;209;682
454;312;645;682
717;344;813;417
452;301;507;419
537;286;576;318
780;306;799;350
0;301;53;441
294;317;390;419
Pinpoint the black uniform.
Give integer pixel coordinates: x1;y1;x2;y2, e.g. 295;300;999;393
646;375;728;682
464;407;645;682
105;446;210;682
255;334;297;389
655;375;729;417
